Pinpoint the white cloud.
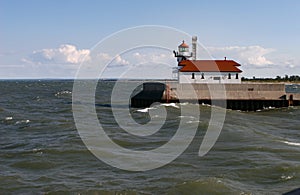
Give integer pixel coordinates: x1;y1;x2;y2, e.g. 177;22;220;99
102;50;174;69
92;53;130;68
23;45;174;71
204;45;300;77
207;45;275;67
96;53;111;62
20;44;297;79
130;51;174;66
23;44;90;65
100;49;176;79
114;55;130;65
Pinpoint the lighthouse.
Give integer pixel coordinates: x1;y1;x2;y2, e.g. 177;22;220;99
173;40;192;63
174;36;242;84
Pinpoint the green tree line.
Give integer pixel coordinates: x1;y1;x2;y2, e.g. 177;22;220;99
242;75;300;82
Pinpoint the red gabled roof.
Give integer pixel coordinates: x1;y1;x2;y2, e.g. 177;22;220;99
179;60;242;73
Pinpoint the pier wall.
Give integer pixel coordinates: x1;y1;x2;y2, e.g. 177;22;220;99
166;83;288;100
131;82;300;110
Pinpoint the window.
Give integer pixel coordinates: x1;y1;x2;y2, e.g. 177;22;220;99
213;77;221;80
179;47;188;52
236;73;239;79
191;73;195;79
201;73;204;79
228;73;231;79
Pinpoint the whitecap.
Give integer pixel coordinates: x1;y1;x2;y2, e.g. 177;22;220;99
281;141;300;146
263;106;275;110
33;148;43;155
5;116;13;120
179;102;189;106
136;107;155;113
15;119;30;124
178;116;195;119
281;175;294;180
201;103;211;107
186;120;200;124
161;103;179;108
55;90;72;96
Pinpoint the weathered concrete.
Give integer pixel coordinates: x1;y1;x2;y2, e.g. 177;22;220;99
131;82;300;110
164;83;290;100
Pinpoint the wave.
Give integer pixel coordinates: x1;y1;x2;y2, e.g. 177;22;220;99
10;160;56;170
135;103;180;113
15;119;30;124
281;175;294;181
179;102;189;106
55;90;72;97
263;106;276;110
167;178;243;194
161;103;179;108
136;107;157;113
281;141;300;146
5;116;13;121
178;116;195;119
186;120;200;124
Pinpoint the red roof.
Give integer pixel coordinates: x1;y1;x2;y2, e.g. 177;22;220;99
179;60;242;73
179;41;189;48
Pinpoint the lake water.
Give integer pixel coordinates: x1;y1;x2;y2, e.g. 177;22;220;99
0;80;299;194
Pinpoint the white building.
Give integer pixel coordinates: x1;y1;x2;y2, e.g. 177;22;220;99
173;38;242;84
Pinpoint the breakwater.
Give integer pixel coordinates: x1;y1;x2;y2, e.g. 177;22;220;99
131;82;300;111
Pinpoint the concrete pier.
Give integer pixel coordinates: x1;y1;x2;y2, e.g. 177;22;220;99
131;82;300;111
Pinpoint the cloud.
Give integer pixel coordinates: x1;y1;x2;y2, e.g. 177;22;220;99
207;45;275;67
14;43;299;79
130;51;174;66
23;45;174;71
100;49;176;79
113;55;130;66
93;53;130;68
96;53;111;62
23;44;90;65
206;45;300;77
104;50;174;68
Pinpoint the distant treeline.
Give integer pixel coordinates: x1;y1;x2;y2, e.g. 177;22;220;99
242;75;300;82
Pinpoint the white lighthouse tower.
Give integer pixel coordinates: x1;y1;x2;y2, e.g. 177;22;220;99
173;40;192;63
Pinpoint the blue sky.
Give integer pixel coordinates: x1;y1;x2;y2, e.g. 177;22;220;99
1;0;300;78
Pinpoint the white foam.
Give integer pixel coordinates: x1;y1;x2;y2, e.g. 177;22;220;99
282;141;300;146
55;90;72;96
136;107;155;113
161;103;179;108
186;120;200;124
178;116;195;119
179;102;189;106
281;175;294;180
5;116;13;120
15;119;30;124
263;106;275;110
32;148;43;155
201;103;211;107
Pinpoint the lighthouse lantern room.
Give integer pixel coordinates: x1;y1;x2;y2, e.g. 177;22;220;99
173;41;192;63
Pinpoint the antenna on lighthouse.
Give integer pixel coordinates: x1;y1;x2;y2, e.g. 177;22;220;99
192;36;197;60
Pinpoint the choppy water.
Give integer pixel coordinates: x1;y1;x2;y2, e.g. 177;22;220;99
0;80;300;194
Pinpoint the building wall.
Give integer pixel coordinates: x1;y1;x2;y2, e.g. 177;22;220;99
179;72;241;84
